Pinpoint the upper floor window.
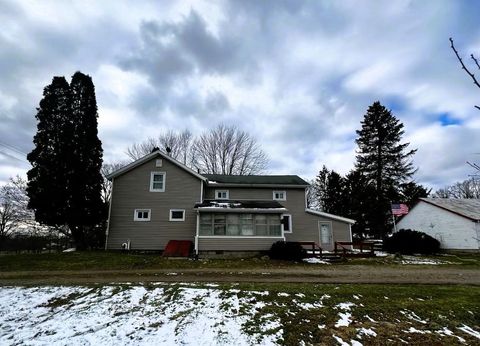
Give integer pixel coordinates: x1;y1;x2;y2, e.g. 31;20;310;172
273;190;286;201
150;172;166;192
215;189;229;200
134;209;151;221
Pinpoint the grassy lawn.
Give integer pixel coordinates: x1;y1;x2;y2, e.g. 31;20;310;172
1;282;479;345
0;251;479;272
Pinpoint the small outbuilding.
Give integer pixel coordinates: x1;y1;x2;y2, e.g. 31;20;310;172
396;198;480;251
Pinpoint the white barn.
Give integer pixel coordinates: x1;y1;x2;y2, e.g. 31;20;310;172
396;198;480;251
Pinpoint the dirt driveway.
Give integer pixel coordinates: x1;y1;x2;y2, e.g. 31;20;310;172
1;265;479;285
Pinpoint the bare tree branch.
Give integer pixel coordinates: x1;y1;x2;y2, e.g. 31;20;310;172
450;37;480;89
450;37;480;110
472;54;480;71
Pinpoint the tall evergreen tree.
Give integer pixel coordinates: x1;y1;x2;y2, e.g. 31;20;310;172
27;77;72;226
68;72;105;249
27;72;104;249
343;170;377;239
354;101;417;238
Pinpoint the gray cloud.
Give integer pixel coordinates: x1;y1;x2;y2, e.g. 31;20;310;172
1;0;480;192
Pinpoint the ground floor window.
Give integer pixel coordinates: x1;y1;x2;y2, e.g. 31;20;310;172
134;209;151;221
199;213;282;236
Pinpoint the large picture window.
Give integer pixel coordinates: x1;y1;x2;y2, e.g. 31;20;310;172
199;213;282;237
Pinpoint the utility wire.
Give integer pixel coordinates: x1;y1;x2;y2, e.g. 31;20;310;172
0;140;28;157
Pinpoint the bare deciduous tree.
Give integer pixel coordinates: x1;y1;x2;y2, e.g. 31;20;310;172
125;125;268;175
433;177;480;199
305;180;319;210
190;124;268;175
100;162;129;204
126;130;193;164
450;37;480;111
0;176;33;250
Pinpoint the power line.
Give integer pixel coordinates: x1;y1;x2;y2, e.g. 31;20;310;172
0;140;28;157
0;149;30;165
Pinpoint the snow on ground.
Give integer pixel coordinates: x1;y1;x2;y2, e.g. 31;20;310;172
334;302;355;328
0;285;282;345
458;325;480;340
303;258;331;264
1;285;478;345
399;256;451;265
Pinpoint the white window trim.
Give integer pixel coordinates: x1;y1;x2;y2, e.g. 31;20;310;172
273;190;286;201
282;214;292;233
150;171;166;192
169;209;185;221
215;189;229;200
134;209;151;221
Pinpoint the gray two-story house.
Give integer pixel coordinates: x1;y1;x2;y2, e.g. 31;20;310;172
105;150;354;254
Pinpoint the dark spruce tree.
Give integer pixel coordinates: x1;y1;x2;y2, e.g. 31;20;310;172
27;72;104;250
27;77;72;227
354;101;417;238
314;165;348;216
400;181;430;209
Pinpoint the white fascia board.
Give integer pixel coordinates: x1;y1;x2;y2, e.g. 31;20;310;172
305;209;356;224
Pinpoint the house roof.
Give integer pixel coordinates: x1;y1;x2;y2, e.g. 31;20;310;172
194;199;287;213
305;209;356;224
419;198;480;222
105;150;207;181
202;174;309;187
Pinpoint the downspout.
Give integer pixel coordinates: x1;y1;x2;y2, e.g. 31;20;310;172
195;211;200;256
476;221;480;250
105;177;114;250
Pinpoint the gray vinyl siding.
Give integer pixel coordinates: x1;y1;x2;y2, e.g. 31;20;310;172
198;237;283;251
107;157;201;250
285;213;352;251
202;186;352;251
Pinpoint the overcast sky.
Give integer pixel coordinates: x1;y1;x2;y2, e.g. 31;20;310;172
1;0;479;190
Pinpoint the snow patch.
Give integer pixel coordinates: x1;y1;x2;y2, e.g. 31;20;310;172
405;327;432;334
335;312;352;328
400;256;451;265
458;325;480;340
336;302;355;311
303;258;331;264
357;327;377;338
332;335;349;345
365;315;376;323
400;310;428;324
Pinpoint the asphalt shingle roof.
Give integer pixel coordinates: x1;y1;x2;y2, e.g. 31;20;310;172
202;174;309;186
420;198;480;221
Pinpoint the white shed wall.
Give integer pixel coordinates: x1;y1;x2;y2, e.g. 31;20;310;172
396;201;480;250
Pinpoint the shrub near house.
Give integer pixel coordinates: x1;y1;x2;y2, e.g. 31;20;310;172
384;229;440;255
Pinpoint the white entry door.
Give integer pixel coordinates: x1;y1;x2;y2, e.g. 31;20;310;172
319;222;333;247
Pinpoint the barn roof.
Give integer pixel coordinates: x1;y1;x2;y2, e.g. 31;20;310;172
420;198;480;221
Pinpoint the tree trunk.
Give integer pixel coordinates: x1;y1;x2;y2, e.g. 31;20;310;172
69;225;87;250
